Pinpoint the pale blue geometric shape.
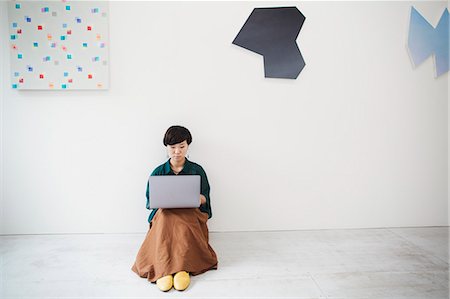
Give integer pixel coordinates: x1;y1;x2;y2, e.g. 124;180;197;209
408;7;449;77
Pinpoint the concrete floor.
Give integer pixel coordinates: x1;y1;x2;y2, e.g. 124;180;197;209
1;227;448;299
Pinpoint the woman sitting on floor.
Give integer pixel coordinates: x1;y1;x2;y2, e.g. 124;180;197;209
132;125;218;291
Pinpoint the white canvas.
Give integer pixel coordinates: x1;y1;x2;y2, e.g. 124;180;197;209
8;0;109;90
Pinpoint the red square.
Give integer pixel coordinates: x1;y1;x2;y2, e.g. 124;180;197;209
88;74;93;79
37;25;43;30
87;26;92;31
19;78;24;83
17;29;22;34
68;79;73;83
39;74;44;79
67;30;72;35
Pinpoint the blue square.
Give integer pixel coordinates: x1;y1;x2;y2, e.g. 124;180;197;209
12;22;17;28
76;17;82;23
27;66;33;72
63;23;67;28
25;16;31;22
14;72;19;77
77;66;83;72
64;72;69;77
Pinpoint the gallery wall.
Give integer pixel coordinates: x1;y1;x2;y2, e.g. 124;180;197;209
0;1;4;233
0;1;448;234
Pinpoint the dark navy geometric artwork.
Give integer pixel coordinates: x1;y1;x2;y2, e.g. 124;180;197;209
232;7;306;79
408;7;449;77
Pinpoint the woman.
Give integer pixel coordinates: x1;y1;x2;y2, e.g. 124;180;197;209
132;125;218;292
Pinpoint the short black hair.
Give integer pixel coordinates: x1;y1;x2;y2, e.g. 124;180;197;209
163;125;192;146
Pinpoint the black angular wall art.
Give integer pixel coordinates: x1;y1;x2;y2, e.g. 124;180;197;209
233;7;306;79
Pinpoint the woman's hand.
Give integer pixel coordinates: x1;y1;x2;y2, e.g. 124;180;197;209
200;195;206;206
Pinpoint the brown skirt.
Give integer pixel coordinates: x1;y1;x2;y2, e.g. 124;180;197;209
131;208;218;282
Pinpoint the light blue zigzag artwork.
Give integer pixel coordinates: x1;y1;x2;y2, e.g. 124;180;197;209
408;6;449;77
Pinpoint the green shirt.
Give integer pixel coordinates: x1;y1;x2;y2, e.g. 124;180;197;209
146;158;212;223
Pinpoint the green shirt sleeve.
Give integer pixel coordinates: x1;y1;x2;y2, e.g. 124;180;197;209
145;180;150;210
198;166;212;219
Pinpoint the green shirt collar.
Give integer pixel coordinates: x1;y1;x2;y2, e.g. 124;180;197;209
163;158;192;174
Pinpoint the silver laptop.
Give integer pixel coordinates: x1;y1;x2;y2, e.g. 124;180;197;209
148;175;201;209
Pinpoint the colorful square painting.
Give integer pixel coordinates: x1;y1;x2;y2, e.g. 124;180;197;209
8;1;109;90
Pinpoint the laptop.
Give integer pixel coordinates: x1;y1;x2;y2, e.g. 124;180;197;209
148;175;201;209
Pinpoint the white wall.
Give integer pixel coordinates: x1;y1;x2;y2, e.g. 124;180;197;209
0;0;4;234
1;1;448;234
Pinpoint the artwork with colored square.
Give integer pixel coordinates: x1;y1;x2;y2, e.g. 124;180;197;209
8;1;109;90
